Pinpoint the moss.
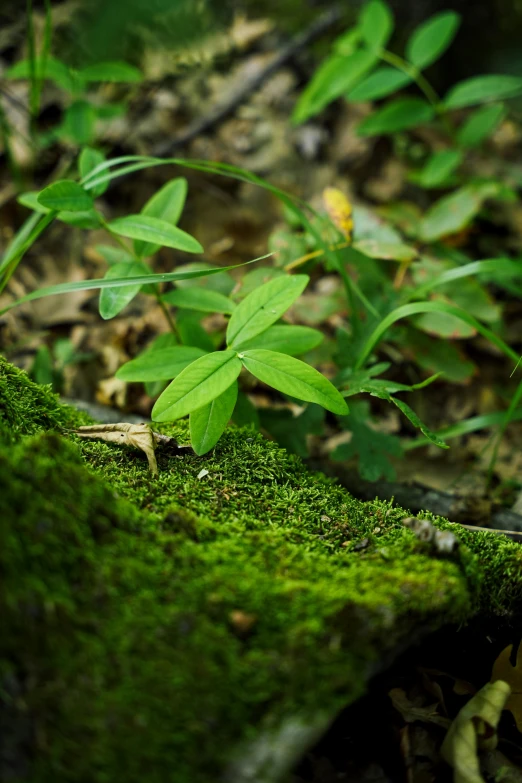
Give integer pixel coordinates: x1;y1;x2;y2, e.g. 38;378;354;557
2;356;522;783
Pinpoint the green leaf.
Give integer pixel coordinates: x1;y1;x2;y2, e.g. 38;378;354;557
259;404;325;458
419;183;495;241
402;329;476;383
19;190;101;228
99;262;149;319
348;67;412;101
79;147;108;196
457;103;506;148
353;239;417;261
406;11;460;69
107;214;203;253
152;350;242;422
232;391;260;429
378;391;448;448
95;245;134;265
134;178;188;257
6;55;75;91
415;149;463;188
360;0;394;50
37;180;93;212
227;274;308;348
61;100;96;145
235;324;324;355
445;75;522;109
332;401;402;481
116;346;206;382
190;381;238;455
177;312;215;352
57;209;102;229
292;49;378;124
358;98;434;136
239;349;349;415
18;191;51;214
77;61;142;83
162;287;235;314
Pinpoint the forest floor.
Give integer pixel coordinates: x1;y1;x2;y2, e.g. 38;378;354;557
2;5;522;781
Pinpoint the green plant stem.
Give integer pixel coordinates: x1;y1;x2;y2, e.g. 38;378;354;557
99;217;179;337
379;49;455;137
487;376;522;485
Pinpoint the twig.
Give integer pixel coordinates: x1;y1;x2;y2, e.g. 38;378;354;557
152;7;342;157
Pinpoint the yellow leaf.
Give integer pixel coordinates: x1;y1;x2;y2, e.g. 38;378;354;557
72;423;161;474
491;644;522;732
441;680;511;783
323;187;354;242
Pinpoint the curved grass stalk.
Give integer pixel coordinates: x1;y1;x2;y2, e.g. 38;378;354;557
354;301;519;370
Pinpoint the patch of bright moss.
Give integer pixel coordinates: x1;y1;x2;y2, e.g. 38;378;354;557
2;356;522;783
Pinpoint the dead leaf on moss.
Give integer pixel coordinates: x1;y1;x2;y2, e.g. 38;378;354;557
71;423;182;475
491;644;522;732
440;680;511;783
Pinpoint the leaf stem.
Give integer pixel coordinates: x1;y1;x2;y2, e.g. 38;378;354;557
379;49;455;137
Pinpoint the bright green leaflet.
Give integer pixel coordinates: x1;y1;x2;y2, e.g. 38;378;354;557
348;67;412;102
360;0;394;50
162;287;235;314
406;11;461;69
457;103;505;148
134;178;188;258
358;99;434;136
99;261;149;319
116;346;206;382
79;148;108;197
239;349;349;415
190;381;238;455
227;274;309;348
108;214;203;253
152;350;242;422
234;324;324;355
38;180;93;212
445;74;522;109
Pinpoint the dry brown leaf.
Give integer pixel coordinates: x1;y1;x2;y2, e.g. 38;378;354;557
491;644;522;732
72;423;168;475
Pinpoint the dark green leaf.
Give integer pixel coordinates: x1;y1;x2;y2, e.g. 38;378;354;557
348;67;412;101
331;401;402;481
457;103;506;148
232;391;260;429
240;349;349;415
360;0;394;50
152;350;242;422
107;214;202;253
358;98;434;136
37;180;93;212
99;262;149;319
116;346;206;382
234;324;324;355
445;75;522;109
190;381;238;455
177;312;216;352
162;287;236;314
227;274;308;348
406;11;460;69
134;178;188;257
260;404;324;458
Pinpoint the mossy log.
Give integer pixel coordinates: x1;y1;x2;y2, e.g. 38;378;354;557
1;356;522;783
